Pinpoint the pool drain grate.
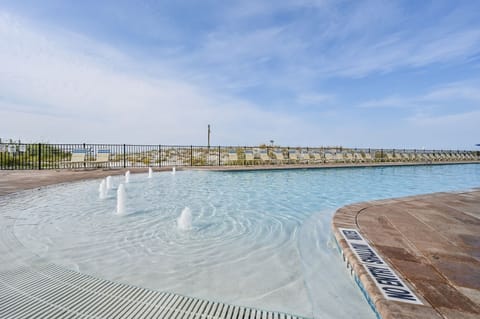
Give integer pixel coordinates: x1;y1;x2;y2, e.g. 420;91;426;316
0;263;305;319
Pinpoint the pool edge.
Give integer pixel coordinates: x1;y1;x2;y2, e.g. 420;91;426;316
331;190;480;319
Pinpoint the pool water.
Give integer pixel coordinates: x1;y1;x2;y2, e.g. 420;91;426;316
6;164;480;318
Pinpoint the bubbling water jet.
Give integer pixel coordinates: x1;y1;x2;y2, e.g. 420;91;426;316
172;167;176;175
177;207;192;230
125;171;130;183
98;179;107;199
116;184;126;215
148;167;153;178
106;176;112;189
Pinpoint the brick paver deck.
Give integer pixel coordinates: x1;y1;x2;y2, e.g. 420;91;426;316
332;190;480;319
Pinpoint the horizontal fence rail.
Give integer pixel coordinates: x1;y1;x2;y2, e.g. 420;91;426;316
0;143;479;170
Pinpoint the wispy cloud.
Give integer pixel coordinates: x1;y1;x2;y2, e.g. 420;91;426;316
317;27;480;78
358;81;480;109
406;110;480;148
357;96;414;109
296;93;334;105
0;11;308;145
128;0;480;115
353;80;480;148
421;83;480;102
409;110;480;126
1;1;480;149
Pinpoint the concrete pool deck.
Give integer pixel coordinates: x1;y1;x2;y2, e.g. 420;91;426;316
0;168;162;196
1;166;479;319
333;190;480;319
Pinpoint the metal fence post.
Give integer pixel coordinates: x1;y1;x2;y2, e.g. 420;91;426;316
190;145;193;166
158;145;162;167
218;146;221;166
38;143;42;170
123;144;126;168
82;143;86;168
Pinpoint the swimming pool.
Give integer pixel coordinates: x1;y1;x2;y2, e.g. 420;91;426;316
5;164;480;318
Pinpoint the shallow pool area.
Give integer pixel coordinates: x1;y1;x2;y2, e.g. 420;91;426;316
4;164;480;318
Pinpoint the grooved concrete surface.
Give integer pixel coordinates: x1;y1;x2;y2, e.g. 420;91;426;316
333;190;480;319
0;264;302;319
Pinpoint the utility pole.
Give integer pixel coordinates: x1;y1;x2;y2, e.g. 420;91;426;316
207;124;211;148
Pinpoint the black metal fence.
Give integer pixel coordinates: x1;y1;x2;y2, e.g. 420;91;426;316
0;143;478;170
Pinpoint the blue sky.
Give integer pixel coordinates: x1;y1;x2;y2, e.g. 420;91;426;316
1;0;479;149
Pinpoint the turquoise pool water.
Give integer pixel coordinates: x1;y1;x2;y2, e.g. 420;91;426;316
7;164;480;318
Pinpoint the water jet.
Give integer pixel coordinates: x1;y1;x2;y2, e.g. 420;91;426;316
106;176;112;189
116;184;126;215
177;207;192;230
99;179;107;199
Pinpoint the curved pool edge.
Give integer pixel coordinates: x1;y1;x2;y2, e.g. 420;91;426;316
0;168;316;319
331;189;480;319
0;181;310;319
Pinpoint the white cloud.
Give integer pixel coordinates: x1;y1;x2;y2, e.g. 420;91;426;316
409;110;480;126
358;81;480;109
318;27;480;78
167;1;480;92
0;11;309;145
357;96;413;109
1;6;479;150
303;1;480;78
406;110;480;149
421;83;480;102
354;82;480;148
296;93;334;105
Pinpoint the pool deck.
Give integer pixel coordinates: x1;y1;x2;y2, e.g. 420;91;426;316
0;168;154;196
332;190;480;319
1;164;479;319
